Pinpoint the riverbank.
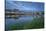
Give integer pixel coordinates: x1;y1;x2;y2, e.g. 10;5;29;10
24;16;44;29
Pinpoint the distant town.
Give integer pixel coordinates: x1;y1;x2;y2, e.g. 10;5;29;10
5;9;44;18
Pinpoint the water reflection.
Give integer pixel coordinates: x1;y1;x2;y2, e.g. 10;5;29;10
6;15;33;24
5;15;34;30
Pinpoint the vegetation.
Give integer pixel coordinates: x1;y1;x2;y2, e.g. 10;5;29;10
24;16;44;29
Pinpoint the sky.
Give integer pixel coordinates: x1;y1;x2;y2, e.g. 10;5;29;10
6;0;44;12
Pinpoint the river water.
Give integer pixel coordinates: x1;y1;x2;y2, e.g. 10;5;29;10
5;15;35;30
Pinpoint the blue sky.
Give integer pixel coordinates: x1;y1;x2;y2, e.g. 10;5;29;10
6;0;44;12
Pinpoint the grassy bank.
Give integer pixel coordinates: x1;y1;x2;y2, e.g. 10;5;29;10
24;16;44;29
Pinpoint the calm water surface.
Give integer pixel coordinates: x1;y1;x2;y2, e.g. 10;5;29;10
6;15;33;25
5;15;34;30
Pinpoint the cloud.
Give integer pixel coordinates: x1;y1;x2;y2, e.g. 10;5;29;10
6;1;44;11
